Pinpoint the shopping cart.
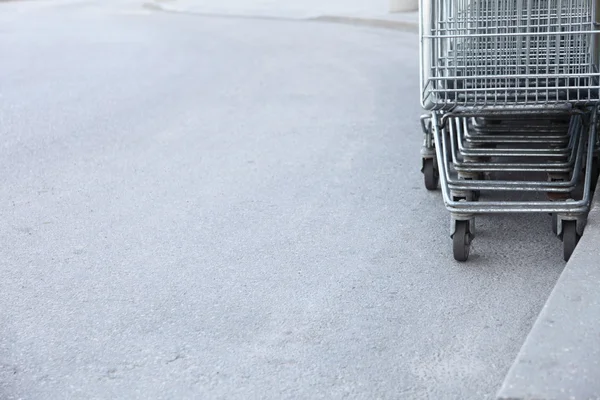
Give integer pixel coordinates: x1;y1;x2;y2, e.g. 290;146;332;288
419;0;600;261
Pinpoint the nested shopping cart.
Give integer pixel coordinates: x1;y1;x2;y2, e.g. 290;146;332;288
420;0;600;261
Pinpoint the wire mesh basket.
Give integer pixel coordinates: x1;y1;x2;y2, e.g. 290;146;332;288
420;0;600;111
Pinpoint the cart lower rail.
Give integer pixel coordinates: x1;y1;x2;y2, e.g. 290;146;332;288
421;109;600;262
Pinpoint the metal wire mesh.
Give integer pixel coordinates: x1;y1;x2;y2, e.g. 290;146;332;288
421;0;600;110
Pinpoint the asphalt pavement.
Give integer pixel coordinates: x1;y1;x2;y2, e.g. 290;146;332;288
0;1;566;399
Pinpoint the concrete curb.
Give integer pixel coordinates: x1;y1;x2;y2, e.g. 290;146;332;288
143;1;418;32
310;15;418;32
142;2;299;21
497;177;600;400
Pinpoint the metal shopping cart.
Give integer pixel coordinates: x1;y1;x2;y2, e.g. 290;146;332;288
419;0;600;261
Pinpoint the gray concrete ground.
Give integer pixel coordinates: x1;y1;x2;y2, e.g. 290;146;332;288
0;1;566;399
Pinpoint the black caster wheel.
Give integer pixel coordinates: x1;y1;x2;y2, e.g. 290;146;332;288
562;220;580;262
453;220;472;262
551;213;558;235
453;192;478;202
423;158;439;191
591;156;599;192
460;177;480;201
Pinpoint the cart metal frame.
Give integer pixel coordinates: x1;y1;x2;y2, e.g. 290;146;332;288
419;0;600;261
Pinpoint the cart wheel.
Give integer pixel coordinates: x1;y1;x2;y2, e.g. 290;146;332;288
551;213;558;235
591;156;599;192
453;220;472;262
562;220;579;262
423;158;439;191
453;192;478;202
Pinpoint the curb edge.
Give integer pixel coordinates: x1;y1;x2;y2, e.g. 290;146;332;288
143;1;418;32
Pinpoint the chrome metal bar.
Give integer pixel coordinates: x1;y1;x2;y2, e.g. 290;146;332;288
431;112;597;214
